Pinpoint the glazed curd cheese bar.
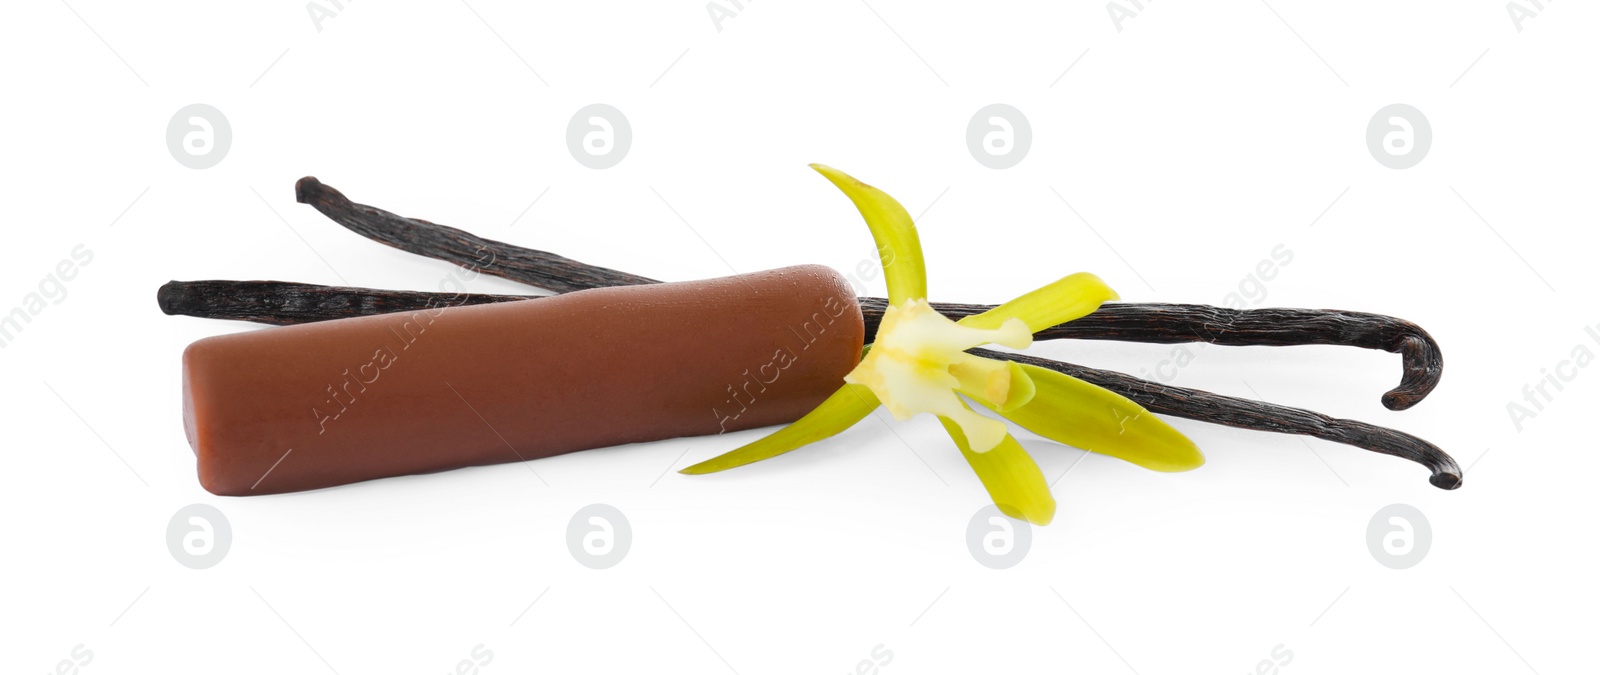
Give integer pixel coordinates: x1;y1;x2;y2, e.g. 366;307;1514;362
182;264;863;495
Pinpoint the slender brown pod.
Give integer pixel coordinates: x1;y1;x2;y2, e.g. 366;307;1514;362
156;280;528;326
969;348;1462;490
295;177;660;292
880;300;1444;411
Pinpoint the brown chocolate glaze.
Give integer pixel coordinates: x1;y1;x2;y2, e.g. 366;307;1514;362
183;265;863;495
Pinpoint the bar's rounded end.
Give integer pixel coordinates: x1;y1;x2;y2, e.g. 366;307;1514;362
1430;472;1462;490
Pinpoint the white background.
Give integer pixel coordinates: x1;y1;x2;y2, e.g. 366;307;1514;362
2;1;1595;673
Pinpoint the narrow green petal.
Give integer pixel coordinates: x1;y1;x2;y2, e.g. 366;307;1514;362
940;413;1056;525
985;364;1203;472
810;164;927;305
680;384;880;474
957;272;1119;333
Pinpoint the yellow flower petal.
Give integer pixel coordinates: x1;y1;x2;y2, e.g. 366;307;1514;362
679;384;880;474
950;356;1036;412
953;358;1043;412
810;164;928;306
940;411;1056;525
958;272;1119;333
940;401;1010;453
987;364;1203;472
948;354;1011;407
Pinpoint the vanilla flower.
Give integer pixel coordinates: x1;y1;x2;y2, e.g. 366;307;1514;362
683;165;1201;525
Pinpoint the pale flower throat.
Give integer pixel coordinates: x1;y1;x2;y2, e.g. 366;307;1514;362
844;299;1033;452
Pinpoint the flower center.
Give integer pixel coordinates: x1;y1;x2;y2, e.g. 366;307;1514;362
844;299;1033;452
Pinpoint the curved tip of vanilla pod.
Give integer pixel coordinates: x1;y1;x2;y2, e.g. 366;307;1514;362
1381;333;1445;412
1305;310;1441;411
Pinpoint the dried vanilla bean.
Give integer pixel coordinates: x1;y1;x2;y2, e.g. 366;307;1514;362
890;300;1443;411
295;177;660;293
156;280;527;326
970;348;1462;489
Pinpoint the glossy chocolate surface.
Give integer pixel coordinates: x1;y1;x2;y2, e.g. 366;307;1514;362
183;265;863;495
